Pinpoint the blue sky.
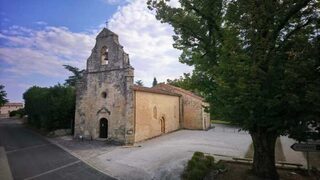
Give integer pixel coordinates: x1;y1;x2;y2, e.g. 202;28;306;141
0;0;192;102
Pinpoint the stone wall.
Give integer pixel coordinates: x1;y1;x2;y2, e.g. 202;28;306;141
74;28;134;144
154;84;211;130
134;91;180;142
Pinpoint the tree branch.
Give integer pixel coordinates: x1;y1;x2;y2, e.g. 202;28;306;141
273;0;312;39
184;1;223;41
282;17;315;45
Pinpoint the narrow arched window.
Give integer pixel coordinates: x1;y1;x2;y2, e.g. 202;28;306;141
153;106;157;119
101;46;109;65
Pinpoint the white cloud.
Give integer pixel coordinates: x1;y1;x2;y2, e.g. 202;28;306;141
0;25;95;77
108;0;192;86
35;21;47;25
101;0;125;5
0;0;191;101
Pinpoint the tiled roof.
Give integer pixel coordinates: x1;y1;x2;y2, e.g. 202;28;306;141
154;83;204;101
132;85;181;97
4;102;24;106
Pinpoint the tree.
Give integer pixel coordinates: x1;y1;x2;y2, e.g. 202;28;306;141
135;80;144;86
167;73;195;91
0;85;8;106
63;65;85;87
23;85;75;131
148;0;319;179
152;77;158;87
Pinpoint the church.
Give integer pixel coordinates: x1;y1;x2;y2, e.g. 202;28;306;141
74;28;210;145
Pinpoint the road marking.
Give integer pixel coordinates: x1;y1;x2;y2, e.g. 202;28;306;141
24;160;81;180
6;143;50;154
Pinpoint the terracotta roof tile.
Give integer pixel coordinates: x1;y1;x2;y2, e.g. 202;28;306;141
132;85;181;97
154;83;204;101
4;103;24;106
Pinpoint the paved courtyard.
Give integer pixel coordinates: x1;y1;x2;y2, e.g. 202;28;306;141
51;124;308;180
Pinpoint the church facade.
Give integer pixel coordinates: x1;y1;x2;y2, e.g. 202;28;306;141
74;28;210;145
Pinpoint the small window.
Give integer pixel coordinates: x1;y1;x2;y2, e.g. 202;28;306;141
101;46;109;65
101;92;107;98
153;106;157;119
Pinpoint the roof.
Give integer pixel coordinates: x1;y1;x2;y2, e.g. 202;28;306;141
3;102;24;106
96;28;118;39
154;83;204;101
132;85;181;97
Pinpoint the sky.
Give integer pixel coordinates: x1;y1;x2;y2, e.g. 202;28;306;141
0;0;192;102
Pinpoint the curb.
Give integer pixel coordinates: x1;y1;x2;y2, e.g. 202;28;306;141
0;146;13;180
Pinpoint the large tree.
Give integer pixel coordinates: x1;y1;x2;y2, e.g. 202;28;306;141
0;85;8;106
148;0;319;179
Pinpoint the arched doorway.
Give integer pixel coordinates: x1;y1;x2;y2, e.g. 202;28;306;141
160;116;165;133
99;118;108;138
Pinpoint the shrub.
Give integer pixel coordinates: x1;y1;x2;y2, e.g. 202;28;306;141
23;85;75;132
183;152;227;180
9;108;25;118
183;152;216;180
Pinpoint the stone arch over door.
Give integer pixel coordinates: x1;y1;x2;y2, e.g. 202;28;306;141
160;116;165;133
99;118;108;138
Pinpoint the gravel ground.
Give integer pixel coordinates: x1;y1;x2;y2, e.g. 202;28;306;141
52;124;309;180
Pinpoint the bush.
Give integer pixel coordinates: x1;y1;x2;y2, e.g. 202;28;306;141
183;152;215;180
9;108;25;118
23;85;75;132
183;152;227;180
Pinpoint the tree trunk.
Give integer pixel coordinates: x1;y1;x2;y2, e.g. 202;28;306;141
250;129;279;180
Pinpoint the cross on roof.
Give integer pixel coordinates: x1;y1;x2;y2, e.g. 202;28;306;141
105;20;109;27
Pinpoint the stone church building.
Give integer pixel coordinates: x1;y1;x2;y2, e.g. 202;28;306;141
74;28;210;145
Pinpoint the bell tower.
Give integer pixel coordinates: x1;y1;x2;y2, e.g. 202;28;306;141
74;28;135;145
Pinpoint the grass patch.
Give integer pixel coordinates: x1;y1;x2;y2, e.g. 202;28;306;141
211;120;231;124
182;152;226;180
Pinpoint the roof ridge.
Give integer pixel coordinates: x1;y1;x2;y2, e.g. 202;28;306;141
155;83;204;100
132;85;181;97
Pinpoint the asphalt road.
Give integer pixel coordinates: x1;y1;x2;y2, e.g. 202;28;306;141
0;118;115;180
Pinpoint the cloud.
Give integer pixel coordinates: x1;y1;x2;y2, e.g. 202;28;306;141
0;25;95;77
0;0;191;102
108;0;192;86
100;0;125;5
35;21;47;25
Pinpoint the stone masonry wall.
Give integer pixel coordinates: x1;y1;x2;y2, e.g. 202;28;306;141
74;28;134;144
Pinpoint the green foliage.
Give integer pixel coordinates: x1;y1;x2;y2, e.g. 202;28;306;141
9;108;25;118
23;85;75;131
135;80;144;86
183;152;225;180
166;73;196;91
148;0;319;178
148;0;319;138
0;85;8;107
63;65;85;87
152;77;158;87
166;73;217;117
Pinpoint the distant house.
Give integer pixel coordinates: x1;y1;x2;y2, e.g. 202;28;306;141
0;103;24;118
